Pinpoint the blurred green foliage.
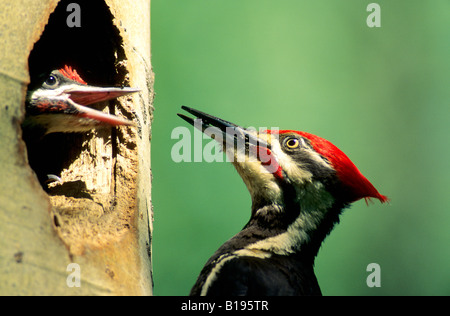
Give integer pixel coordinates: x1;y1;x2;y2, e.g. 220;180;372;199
151;0;450;295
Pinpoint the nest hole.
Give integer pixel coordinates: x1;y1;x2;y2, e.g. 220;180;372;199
24;0;135;254
25;0;128;190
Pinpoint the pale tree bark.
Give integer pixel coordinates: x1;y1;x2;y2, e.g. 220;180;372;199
0;0;153;295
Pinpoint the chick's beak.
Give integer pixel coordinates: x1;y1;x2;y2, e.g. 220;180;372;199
24;85;139;134
65;85;139;126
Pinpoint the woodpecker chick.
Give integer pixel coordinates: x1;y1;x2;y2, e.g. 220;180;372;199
23;65;139;134
178;106;388;296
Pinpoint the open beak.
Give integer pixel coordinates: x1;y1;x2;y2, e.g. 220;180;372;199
24;85;139;134
65;86;139;127
177;106;283;178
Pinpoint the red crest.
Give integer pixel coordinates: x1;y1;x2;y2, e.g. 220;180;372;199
58;65;87;85
271;130;388;204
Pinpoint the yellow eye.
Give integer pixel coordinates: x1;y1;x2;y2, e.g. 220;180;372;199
285;138;300;149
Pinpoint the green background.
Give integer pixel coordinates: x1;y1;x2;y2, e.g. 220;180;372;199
151;0;449;295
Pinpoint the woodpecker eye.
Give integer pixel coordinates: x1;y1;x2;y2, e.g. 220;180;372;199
284;137;300;149
44;75;59;88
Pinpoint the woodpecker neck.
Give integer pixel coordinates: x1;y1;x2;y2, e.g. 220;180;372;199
191;178;348;296
217;180;345;265
251;204;344;262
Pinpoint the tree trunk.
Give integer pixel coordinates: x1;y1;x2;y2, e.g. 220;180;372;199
0;0;153;295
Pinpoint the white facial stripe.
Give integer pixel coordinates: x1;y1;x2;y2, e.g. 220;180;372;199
271;133;333;183
268;134;314;185
29;86;73;103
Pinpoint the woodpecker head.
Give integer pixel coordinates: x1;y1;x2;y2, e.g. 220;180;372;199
24;65;139;134
179;106;387;210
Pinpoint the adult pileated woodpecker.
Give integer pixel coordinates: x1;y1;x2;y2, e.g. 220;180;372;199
23;65;138;134
178;106;388;296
